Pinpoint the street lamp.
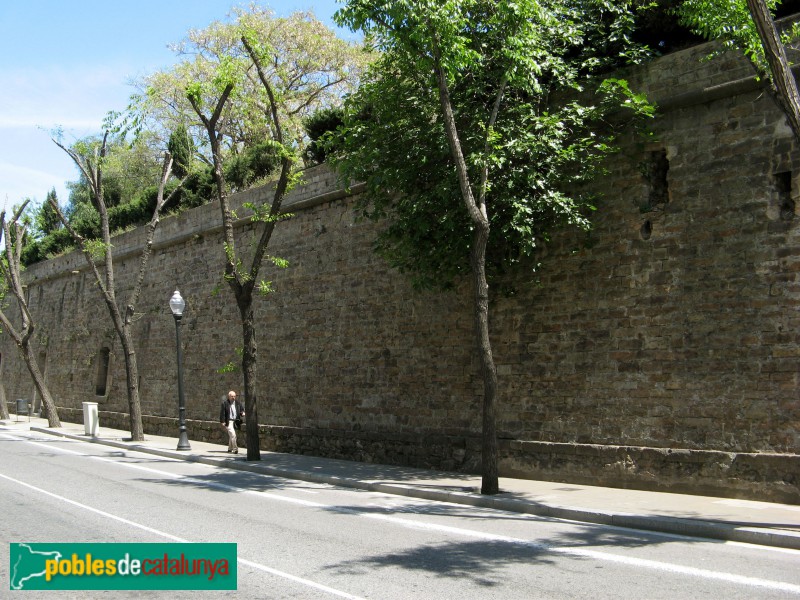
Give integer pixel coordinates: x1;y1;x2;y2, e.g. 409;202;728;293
170;290;191;451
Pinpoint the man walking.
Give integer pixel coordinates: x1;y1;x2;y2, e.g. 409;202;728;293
220;390;245;454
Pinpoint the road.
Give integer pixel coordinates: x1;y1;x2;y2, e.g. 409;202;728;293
1;427;799;599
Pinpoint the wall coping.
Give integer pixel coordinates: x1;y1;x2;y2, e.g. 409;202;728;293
23;164;363;286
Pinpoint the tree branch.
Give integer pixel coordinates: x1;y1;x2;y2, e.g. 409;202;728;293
187;83;241;287
0;206;34;346
431;34;486;227
127;152;186;319
46;194;111;303
746;0;800;142
478;76;508;209
241;34;295;279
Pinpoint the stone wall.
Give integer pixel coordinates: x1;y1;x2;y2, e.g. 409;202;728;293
1;40;798;502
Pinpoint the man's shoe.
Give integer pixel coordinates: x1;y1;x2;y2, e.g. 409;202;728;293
233;449;238;454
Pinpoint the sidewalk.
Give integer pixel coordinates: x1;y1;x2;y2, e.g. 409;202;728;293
5;416;800;550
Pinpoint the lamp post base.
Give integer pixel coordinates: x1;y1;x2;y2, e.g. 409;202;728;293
176;431;191;451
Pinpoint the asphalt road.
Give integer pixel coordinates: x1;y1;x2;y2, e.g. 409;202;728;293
1;428;799;599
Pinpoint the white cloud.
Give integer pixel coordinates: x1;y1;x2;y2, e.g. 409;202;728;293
0;159;74;215
0;65;139;131
0;64;141;214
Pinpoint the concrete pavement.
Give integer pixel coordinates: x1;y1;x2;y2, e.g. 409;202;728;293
4;416;799;550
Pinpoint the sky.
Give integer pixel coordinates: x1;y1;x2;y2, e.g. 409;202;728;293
0;0;348;217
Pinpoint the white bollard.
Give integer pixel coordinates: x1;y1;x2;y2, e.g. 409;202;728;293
82;402;99;436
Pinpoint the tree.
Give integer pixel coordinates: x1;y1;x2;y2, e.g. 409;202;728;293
21;132;184;267
118;7;371;174
51;132;184;441
678;0;800;143
303;107;345;164
334;0;652;494
186;39;290;462
37;189;62;237
0;201;61;427
127;7;370;460
167;124;194;178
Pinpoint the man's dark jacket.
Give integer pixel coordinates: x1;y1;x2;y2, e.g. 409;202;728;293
220;398;245;429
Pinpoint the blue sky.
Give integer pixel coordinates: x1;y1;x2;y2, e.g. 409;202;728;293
0;1;347;217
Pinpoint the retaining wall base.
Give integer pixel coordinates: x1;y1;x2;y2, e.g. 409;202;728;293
51;407;799;505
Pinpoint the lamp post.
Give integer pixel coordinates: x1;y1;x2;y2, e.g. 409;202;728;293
170;290;191;451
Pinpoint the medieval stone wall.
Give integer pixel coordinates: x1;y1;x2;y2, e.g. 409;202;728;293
1;40;798;502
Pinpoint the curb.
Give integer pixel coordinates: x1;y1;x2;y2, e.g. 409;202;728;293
30;426;800;551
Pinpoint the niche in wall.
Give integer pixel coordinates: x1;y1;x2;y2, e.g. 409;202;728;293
640;149;670;240
775;170;796;221
95;347;112;397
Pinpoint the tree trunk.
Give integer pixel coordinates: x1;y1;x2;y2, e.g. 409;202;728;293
747;0;800;143
238;292;261;461
0;382;9;420
120;328;144;441
22;342;60;428
470;224;499;495
431;42;500;495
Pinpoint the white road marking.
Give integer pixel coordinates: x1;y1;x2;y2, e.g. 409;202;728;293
0;471;366;599
0;471;186;540
4;431;800;595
